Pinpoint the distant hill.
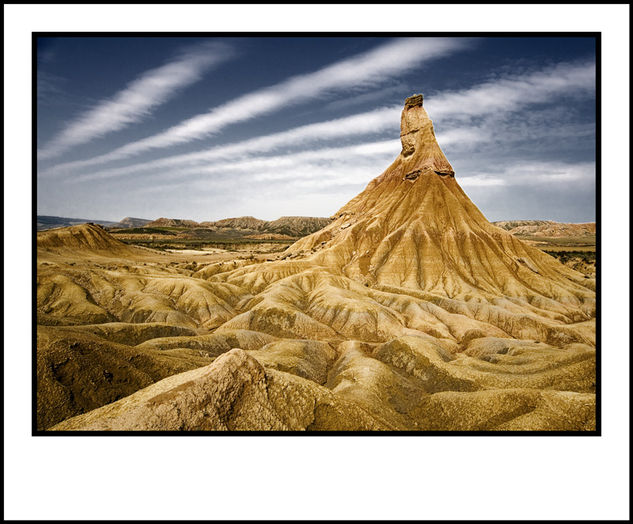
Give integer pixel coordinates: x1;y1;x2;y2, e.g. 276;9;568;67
41;214;594;240
145;217;200;228
37;223;133;253
202;215;333;237
37;215;119;231
109;214;334;247
114;217;152;228
266;216;333;236
131;215;333;239
492;220;596;237
201;216;267;230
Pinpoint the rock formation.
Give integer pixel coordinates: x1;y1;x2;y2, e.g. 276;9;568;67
39;94;596;431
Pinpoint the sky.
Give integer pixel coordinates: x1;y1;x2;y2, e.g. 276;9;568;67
36;36;597;223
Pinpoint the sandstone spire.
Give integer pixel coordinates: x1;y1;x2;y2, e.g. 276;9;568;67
399;93;454;178
281;95;594;303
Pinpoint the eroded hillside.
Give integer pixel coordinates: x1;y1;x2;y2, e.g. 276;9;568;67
37;94;596;432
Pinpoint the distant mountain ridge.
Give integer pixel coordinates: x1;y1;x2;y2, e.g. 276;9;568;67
143;215;334;238
39;215;595;239
492;220;596;237
117;217;153;228
200;216;266;230
267;216;334;236
37;215;120;231
205;216;334;237
145;217;200;228
37;215;152;231
36;214;333;237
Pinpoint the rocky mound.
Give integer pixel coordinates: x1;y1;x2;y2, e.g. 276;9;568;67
37;223;134;253
52;341;595;431
51;349;387;431
37;325;213;429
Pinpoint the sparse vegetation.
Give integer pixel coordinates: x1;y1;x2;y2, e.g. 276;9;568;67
118;237;292;252
544;250;596;264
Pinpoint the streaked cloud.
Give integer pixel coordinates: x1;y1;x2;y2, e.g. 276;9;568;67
459;175;506;187
73;139;400;186
499;161;595;184
49;58;595;186
41;37;472;172
61;107;401;182
37;41;235;160
97;139;592;206
427;60;595;120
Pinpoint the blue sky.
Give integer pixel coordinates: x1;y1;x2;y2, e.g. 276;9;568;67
37;36;597;222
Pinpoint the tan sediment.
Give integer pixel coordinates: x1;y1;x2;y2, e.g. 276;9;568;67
39;94;596;431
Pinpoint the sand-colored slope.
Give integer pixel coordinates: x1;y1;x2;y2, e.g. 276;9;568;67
37;325;214;430
37;257;251;329
37;223;133;253
285;100;593;303
52;349;388;431
39;94;596;431
52;336;594;431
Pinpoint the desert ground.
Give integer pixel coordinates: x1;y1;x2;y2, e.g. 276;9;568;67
36;95;596;431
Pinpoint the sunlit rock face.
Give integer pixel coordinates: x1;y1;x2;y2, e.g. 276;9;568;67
38;95;596;432
399;94;454;175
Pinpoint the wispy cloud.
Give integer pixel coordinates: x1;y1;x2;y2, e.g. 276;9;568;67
60;106;401;182
501;161;595;184
459;175;506;187
41;37;472;172
73;139;401;187
48;57;595;186
459;161;594;188
127;152;592;207
427;60;595;120
37;42;235;160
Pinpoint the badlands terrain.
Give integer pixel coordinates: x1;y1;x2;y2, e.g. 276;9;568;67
37;95;596;431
